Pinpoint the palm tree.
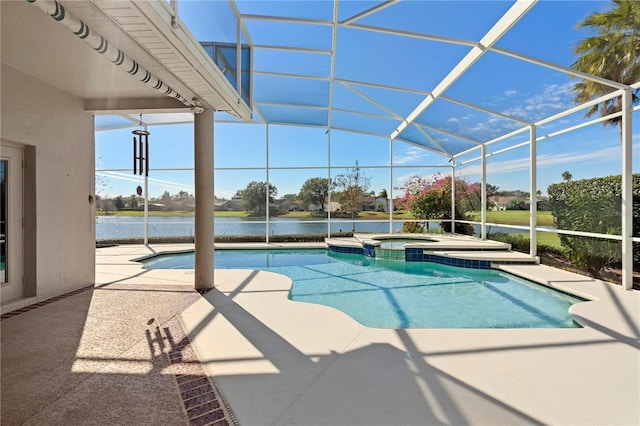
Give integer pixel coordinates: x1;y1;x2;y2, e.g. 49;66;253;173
562;171;572;182
572;0;640;127
376;189;389;212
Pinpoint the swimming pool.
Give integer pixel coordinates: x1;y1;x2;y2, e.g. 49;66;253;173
141;249;584;329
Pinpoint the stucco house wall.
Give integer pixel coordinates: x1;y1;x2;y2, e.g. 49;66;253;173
1;65;95;300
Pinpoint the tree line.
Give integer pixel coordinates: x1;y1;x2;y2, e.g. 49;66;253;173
232;161;373;231
95;190;194;214
96;164;535;218
95;162;374;217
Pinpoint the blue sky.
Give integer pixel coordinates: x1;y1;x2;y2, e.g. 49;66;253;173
95;0;639;200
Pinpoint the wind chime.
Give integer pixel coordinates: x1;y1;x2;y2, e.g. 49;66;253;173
132;114;149;196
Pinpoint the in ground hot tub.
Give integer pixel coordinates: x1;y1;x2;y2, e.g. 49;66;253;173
374;237;437;249
364;236;438;260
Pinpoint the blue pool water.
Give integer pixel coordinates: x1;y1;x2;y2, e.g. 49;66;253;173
141;249;583;329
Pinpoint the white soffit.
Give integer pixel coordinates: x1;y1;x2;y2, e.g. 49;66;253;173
73;0;251;118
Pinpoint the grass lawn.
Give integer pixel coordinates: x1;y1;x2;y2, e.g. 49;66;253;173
107;209;555;227
276;211;323;218
536;232;562;249
467;210;555;227
488;231;562;250
358;211;415;219
213;211;250;217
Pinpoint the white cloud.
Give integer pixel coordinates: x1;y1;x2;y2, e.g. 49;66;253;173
395;172;416;185
432;82;578;142
501;82;574;120
457;143;637;178
393;146;430;165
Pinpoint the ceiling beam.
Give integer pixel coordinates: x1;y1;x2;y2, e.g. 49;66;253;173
240;14;332;26
390;0;537;140
339;81;404;120
327;0;340;130
340;0;400;25
440;95;532;126
253;45;332;54
413;125;451;157
342;23;475;48
415;122;483;146
491;46;630;90
254;71;330;81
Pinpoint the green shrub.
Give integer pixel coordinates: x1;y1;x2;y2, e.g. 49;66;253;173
489;233;567;257
547;174;639;275
397;173;481;236
401;222;424;233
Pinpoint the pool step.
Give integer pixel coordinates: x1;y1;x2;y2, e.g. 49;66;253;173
326;236;537;267
402;241;511;250
429;250;539;264
325;237;362;248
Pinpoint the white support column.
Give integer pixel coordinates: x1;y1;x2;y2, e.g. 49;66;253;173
621;89;633;290
481;144;487;240
327;129;332;237
529;125;537;257
389;137;394;233
194;108;215;292
236;19;242;101
451;162;456;234
265;124;270;243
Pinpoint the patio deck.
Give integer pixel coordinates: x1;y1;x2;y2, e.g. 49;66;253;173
1;243;638;425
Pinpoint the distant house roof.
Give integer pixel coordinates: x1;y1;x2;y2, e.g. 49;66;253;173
489;196;518;206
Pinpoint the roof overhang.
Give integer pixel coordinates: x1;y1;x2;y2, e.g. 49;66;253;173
1;0;252;119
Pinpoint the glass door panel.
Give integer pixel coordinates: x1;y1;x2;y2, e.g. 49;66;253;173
1;160;6;284
0;144;23;302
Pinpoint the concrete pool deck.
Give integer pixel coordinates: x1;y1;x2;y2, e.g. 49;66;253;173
1;242;639;425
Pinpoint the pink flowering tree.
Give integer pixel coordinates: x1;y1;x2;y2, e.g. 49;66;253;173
397;173;482;234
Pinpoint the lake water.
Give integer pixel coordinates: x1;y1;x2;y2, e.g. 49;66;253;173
96;216;528;240
96;216;406;239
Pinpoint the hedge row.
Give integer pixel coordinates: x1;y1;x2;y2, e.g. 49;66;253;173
547;174;639;274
